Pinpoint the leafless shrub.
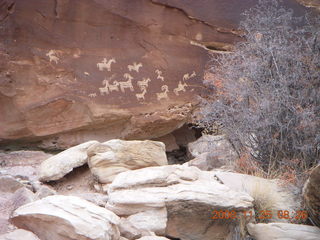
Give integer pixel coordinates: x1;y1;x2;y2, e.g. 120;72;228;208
198;0;320;182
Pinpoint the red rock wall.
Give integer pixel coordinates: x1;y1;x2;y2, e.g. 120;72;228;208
0;0;312;149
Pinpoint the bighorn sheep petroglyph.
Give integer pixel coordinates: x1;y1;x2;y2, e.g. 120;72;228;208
174;81;188;95
46;50;60;64
97;58;116;71
155;69;164;81
183;71;196;81
156;85;169;101
128;62;142;72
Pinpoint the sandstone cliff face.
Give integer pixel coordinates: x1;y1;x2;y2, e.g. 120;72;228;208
0;0;311;149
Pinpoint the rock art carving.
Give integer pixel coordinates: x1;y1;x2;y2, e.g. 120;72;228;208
99;75;119;95
136;87;147;101
84;72;90;76
156;85;169;101
88;93;97;98
116;79;134;93
183;71;196;81
128;62;142;72
137;78;151;91
97;58;116;71
174;81;188;95
46;50;59;64
123;73;134;81
155;69;164;81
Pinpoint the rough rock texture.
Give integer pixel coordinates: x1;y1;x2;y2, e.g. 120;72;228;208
303;164;320;227
106;165;253;240
11;195;120;240
0;0;311;149
119;218;142;240
87;140;168;183
38;140;98;182
137;237;170;240
187;135;238;170
0;229;40;240
247;223;320;240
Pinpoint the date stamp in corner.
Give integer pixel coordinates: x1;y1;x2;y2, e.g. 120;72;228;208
211;209;308;221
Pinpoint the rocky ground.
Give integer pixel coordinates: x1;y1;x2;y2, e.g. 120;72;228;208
0;136;319;240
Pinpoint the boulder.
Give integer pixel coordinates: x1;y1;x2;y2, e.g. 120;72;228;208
303;164;320;226
119;218;142;240
38;140;99;182
247;222;320;240
11;195;120;240
106;165;253;240
35;185;57;199
187;135;238;170
0;176;24;193
72;193;108;207
87;140;168;183
11;187;38;211
137;237;170;240
212;171;299;222
0;229;40;240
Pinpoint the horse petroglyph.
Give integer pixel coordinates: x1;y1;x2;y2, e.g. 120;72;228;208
123;73;134;81
128;62;142;72
183;71;196;81
137;78;151;91
99;75;119;95
116;79;134;93
174;81;188;95
97;58;116;71
156;85;169;101
155;69;164;81
46;50;60;64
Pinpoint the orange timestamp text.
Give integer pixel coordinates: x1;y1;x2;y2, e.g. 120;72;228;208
211;210;308;220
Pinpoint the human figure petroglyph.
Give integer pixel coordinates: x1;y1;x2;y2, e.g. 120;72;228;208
88;93;97;98
123;73;134;81
183;71;196;81
156;85;169;101
137;78;151;91
128;62;142;72
155;69;164;81
46;50;59;64
136;87;147;101
174;81;188;95
97;58;116;71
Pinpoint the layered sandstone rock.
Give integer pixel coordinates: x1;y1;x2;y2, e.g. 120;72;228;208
11;195;120;240
106;165;254;240
87;139;168;184
0;0;311;149
247;222;320;240
38;140;98;182
0;229;40;240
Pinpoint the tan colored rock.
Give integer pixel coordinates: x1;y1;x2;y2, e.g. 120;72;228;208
38;140;99;182
137;237;170;240
303;164;320;226
0;229;40;240
11;195;120;240
0;176;24;193
213;171;299;222
187;135;237;169
247;222;320;240
11;187;38;211
119;218;142;240
106;165;253;240
87;140;168;184
35;185;57;199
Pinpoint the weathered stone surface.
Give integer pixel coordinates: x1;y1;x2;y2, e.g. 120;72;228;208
106;165;253;240
38;140;98;182
187;135;238;170
0;176;24;193
0;0;311;149
137;237;170;240
247;222;320;240
213;171;298;222
0;229;40;240
72;193;108;207
35;185;57;199
11;187;38;211
87;140;168;183
11;195;120;240
119;218;142;240
303;164;320;227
